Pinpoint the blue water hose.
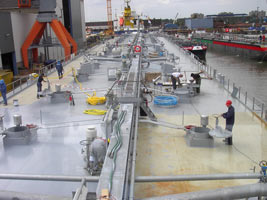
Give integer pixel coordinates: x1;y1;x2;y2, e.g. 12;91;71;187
154;96;178;106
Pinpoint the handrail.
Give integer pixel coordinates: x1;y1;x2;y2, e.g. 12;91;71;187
163;33;267;122
3;49;84;102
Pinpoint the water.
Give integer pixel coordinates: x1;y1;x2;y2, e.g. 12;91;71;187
205;50;267;106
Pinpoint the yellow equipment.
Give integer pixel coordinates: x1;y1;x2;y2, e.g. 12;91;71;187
83;109;107;115
86;91;106;105
0;70;13;93
123;0;134;28
31;73;39;78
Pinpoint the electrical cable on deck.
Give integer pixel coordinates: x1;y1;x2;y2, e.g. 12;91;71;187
46;68;73;80
72;68;107;105
108;111;127;194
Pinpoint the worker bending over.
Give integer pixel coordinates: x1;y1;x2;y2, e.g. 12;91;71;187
171;72;183;91
191;70;204;93
221;100;235;145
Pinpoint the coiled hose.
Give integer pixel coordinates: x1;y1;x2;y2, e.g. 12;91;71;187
154;95;178;107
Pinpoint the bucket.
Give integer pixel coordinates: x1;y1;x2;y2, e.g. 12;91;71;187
13;99;19;106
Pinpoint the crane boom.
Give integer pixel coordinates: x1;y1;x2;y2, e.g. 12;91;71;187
106;0;113;35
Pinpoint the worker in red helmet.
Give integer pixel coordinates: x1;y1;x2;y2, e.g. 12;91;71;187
221;100;235;145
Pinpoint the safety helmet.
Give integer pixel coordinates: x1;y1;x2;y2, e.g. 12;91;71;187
226;100;232;106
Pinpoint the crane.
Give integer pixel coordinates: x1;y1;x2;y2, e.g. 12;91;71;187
106;0;113;35
173;12;179;24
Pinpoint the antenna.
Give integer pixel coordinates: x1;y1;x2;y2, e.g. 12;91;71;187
125;0;131;7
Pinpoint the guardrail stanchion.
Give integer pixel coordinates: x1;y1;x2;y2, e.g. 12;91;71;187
253;97;255;111
245;91;247;105
261;103;264;118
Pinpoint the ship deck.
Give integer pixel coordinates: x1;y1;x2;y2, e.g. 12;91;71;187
0;35;266;199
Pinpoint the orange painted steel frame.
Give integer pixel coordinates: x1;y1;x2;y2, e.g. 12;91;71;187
21;20;78;68
106;0;113;35
18;0;31;8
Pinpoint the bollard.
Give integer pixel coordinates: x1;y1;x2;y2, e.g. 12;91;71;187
265;110;267;121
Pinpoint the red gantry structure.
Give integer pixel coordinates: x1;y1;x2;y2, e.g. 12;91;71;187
21;0;77;68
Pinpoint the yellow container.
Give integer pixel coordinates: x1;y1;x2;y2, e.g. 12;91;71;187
0;70;14;94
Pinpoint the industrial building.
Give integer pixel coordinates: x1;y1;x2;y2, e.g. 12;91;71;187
185;18;214;30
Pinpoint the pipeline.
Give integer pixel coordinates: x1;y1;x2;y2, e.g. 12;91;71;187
135;173;261;182
143;183;267;200
0;173;99;182
0;191;71;200
139;119;184;130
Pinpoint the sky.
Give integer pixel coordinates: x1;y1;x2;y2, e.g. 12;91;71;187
84;0;267;22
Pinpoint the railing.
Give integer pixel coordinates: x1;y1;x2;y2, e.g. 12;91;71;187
3;50;85;102
164;34;267;122
2;37;112;103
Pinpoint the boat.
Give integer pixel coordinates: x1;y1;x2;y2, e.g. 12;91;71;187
193;33;267;61
180;41;207;60
171;34;207;61
114;0;145;34
0;4;267;200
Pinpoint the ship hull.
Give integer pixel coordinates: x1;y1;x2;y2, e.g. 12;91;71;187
189;49;206;60
193;38;267;61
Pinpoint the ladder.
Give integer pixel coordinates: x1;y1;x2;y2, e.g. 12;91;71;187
140;100;157;121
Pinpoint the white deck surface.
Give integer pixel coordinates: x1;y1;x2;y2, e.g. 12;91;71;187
0;35;266;199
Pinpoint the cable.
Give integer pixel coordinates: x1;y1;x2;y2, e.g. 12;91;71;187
232;144;259;166
154;96;177;106
72;67;93;97
108;110;127;194
46;67;73;80
207;124;259;166
83;109;107;115
190;101;201;115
